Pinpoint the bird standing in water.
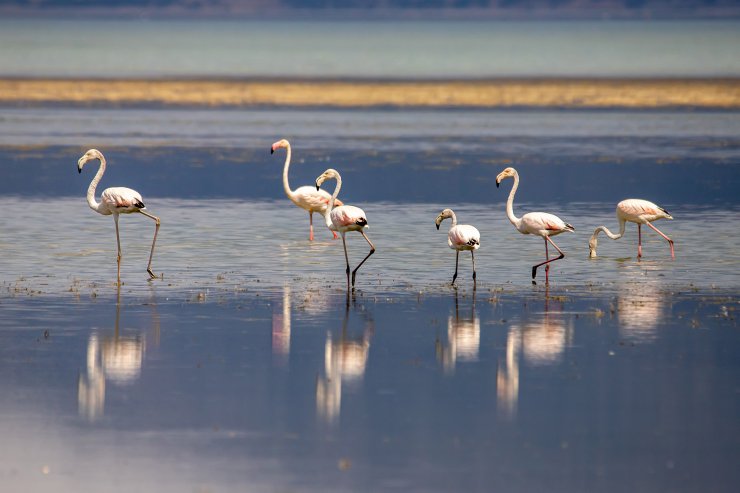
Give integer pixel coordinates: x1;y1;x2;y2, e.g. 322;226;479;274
271;139;341;241
435;208;480;286
496;167;574;284
315;168;375;290
588;198;674;259
77;149;161;285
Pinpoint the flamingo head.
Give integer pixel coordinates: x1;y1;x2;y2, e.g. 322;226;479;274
435;208;454;230
315;168;340;191
495;167;517;188
270;139;290;155
588;234;599;258
78;149;104;173
658;207;673;220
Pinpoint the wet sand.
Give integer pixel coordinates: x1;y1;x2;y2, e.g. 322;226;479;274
1;78;739;108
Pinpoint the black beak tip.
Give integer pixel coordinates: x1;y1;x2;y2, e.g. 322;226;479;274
435;223;440;230
496;181;499;188
270;148;274;155
78;168;82;174
315;183;320;191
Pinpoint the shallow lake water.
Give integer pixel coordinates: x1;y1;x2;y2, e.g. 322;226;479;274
1;107;739;492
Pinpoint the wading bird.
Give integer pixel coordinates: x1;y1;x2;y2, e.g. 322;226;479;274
588;199;674;259
496;167;574;284
435;208;480;286
315;168;375;290
78;149;160;285
271;139;341;241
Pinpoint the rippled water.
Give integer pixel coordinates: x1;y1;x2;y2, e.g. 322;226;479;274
1;107;739;492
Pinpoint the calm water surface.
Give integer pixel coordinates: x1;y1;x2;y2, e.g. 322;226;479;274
1;19;739;78
1;107;739;492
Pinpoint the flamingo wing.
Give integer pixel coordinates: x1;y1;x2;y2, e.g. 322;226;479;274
619;199;661;217
293;186;344;213
522;212;573;235
101;187;145;211
330;205;367;230
449;225;480;250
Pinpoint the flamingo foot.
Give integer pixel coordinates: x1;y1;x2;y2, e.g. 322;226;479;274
332;231;339;240
531;265;537;280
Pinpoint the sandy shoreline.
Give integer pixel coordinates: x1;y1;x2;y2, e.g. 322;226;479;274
1;78;739;108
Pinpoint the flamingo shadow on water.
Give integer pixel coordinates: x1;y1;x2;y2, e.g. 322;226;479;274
78;149;161;286
315;168;375;291
436;288;480;375
435;208;480;287
496;167;574;285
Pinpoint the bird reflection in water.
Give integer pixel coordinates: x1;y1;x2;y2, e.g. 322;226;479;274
436;289;480;375
497;291;573;419
271;285;291;366
316;299;374;423
78;287;159;421
616;279;667;343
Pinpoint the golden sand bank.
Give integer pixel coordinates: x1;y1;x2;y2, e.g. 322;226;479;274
1;79;739;108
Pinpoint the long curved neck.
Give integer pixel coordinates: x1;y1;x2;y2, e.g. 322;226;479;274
282;143;294;199
329;174;342;212
87;157;105;211
448;211;458;228
593;219;626;241
505;172;522;229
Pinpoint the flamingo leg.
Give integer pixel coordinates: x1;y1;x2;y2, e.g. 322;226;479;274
638;224;642;258
139;210;161;279
471;251;477;283
114;214;122;286
452;250;459;285
351;231;375;289
341;232;351;290
647;221;675;259
532;236;565;284
309;212;314;241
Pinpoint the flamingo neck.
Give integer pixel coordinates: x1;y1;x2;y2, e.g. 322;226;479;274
588;219;625;257
87;157;105;212
448;210;458;228
505;171;523;230
282;143;294;199
329;173;342;212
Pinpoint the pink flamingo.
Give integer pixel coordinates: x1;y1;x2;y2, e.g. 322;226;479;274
315;168;375;290
271;139;341;241
496;167;574;284
78;149;160;285
435;208;480;286
589;199;674;259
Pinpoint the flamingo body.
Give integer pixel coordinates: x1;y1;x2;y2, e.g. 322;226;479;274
589;198;674;258
436;208;480;285
99;187;146;215
329;205;368;232
496;167;573;283
271;139;342;240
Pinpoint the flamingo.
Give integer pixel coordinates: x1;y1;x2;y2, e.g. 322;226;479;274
77;149;160;285
435;208;480;285
315;168;375;290
496;167;574;284
588;199;674;259
271;139;341;241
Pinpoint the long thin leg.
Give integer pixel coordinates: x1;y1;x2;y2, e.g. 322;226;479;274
638;224;642;258
647;221;675;259
114;214;122;285
452;250;459;285
532;236;565;284
341;232;351;290
309;212;314;241
471;251;477;283
139;210;160;279
351;231;375;288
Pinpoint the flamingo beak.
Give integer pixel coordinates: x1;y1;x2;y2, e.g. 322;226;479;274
270;148;274;155
496;181;500;188
436;223;440;230
315;181;320;191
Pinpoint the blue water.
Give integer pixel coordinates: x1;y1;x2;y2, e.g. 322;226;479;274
1;19;739;78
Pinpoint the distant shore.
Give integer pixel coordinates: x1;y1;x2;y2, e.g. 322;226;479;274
1;79;739;108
